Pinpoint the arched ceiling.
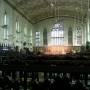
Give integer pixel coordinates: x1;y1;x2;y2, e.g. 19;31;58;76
5;0;89;24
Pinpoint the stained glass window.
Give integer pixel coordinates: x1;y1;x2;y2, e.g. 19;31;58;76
76;26;82;45
35;32;40;46
51;23;64;45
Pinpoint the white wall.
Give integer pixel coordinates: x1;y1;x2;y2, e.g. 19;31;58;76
0;0;33;49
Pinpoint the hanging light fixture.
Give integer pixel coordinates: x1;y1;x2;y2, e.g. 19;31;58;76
80;0;84;46
87;0;90;41
88;0;90;11
53;0;57;23
57;5;59;22
81;0;83;25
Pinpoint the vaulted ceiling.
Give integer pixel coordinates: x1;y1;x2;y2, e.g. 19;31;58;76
5;0;89;24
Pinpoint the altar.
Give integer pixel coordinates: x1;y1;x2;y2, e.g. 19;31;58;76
33;46;81;55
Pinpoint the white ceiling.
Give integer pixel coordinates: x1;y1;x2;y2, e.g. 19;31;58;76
5;0;89;24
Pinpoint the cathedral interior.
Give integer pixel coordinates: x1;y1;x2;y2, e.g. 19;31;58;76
0;0;90;90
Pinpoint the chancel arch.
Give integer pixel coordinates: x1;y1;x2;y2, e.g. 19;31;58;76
33;17;84;54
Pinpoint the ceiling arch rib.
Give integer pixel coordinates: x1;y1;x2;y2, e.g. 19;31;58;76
5;0;89;24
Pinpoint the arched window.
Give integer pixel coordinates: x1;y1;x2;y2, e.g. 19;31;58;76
24;25;27;36
76;26;82;46
3;11;8;40
16;19;20;42
51;23;64;45
4;11;7;25
29;30;32;44
35;31;40;46
24;25;27;41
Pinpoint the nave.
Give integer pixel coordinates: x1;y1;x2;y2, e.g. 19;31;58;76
1;0;90;90
0;71;90;90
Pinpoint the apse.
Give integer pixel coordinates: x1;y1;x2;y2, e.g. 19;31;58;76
44;46;67;55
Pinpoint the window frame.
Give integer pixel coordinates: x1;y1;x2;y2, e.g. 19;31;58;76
50;23;64;45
